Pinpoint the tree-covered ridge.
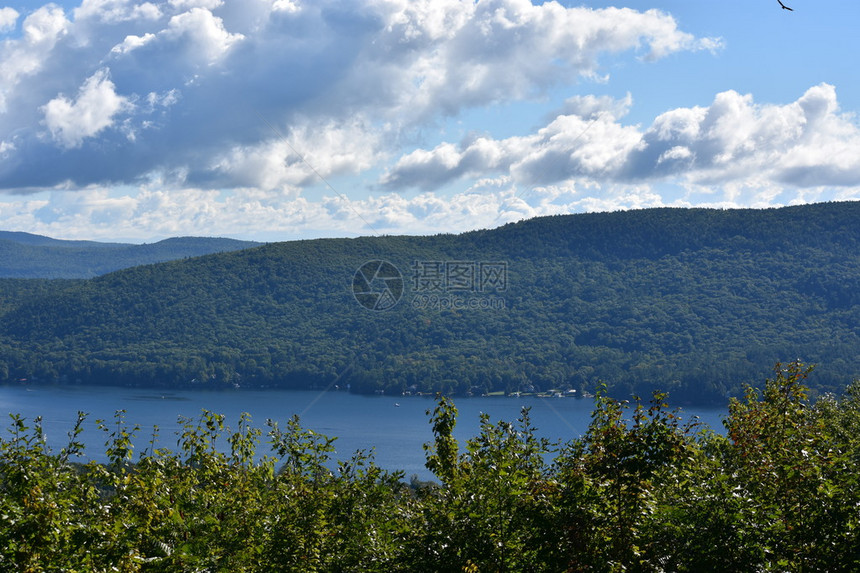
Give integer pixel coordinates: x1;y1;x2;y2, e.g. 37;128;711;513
1;202;860;404
2;362;860;571
0;233;260;278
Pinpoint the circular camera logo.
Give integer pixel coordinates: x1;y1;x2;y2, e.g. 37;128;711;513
352;260;404;311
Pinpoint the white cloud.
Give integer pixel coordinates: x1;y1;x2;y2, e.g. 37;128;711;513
0;7;18;32
382;94;643;189
13;0;860;243
3;176;859;243
21;4;69;43
0;5;69;112
0;0;717;193
170;0;223;10
657;146;693;165
272;0;300;14
366;0;721;122
42;68;133;148
210;117;386;190
383;84;860;193
163;7;243;64
631;83;860;187
145;88;179;109
110;32;156;54
73;0;161;24
554;93;634;122
0;184;582;241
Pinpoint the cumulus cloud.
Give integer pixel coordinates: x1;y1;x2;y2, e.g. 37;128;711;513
626;83;860;187
215;116;385;188
366;1;720;121
383;84;860;194
110;32;156;54
42;68;133;148
162;7;243;64
0;5;69;112
4;0;859;242
272;0;300;14
0;0;717;193
73;0;162;24
0;7;18;32
382;94;643;189
553;93;634;122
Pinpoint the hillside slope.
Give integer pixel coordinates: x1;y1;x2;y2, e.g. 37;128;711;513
1;203;859;404
0;233;260;278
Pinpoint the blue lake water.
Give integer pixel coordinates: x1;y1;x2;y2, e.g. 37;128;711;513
0;385;728;480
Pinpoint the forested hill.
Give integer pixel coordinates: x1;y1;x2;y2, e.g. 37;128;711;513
0;232;260;278
2;202;859;405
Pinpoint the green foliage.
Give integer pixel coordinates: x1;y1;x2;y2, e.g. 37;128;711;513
3;363;860;570
416;397;557;570
539;388;697;571
0;408;409;572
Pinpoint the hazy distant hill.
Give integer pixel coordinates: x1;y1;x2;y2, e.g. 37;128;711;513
1;202;859;405
0;232;261;278
0;231;128;248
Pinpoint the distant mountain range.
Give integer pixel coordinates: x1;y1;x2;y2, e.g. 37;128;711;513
1;202;859;405
0;232;261;278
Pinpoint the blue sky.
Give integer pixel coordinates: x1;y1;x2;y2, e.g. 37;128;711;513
1;0;859;242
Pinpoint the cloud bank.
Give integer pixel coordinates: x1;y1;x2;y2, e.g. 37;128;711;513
0;0;858;241
384;84;860;193
0;0;717;191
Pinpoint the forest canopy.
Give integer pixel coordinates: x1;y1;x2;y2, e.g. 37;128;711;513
1;202;859;405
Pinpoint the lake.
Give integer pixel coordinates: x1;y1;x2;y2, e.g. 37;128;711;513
0;385;728;480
